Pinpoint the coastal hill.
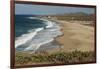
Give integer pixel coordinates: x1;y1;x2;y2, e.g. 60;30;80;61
37;12;95;26
37;12;95;21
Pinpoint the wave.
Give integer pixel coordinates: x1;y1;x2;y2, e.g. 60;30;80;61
15;27;44;48
24;38;54;52
29;17;53;28
15;17;63;52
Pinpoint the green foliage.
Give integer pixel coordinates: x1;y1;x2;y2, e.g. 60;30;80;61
15;50;95;65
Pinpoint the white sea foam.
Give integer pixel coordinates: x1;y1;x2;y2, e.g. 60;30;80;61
15;17;63;52
15;27;44;48
24;38;54;52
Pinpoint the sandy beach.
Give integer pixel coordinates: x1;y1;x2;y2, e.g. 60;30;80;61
55;20;95;52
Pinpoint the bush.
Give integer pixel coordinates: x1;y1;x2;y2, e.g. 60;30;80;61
15;50;95;65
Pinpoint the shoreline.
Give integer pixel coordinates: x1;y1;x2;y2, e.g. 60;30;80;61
16;17;63;53
16;17;94;53
33;17;95;53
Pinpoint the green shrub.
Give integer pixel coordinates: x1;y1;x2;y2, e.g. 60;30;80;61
15;50;95;65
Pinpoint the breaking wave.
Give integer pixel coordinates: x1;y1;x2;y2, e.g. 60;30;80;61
15;17;62;53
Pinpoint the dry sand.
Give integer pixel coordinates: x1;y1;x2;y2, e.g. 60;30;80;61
55;20;95;52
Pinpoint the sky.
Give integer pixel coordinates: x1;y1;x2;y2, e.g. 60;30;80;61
15;4;95;15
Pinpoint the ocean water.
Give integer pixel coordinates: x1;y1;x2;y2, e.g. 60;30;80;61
15;15;62;53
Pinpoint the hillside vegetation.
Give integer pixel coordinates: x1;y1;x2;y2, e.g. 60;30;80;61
16;50;95;65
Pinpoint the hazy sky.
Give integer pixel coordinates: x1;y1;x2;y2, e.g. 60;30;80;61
15;4;95;15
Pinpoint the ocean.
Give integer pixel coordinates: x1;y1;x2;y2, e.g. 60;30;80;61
15;15;62;53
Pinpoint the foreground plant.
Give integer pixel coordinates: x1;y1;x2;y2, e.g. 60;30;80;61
15;50;95;65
